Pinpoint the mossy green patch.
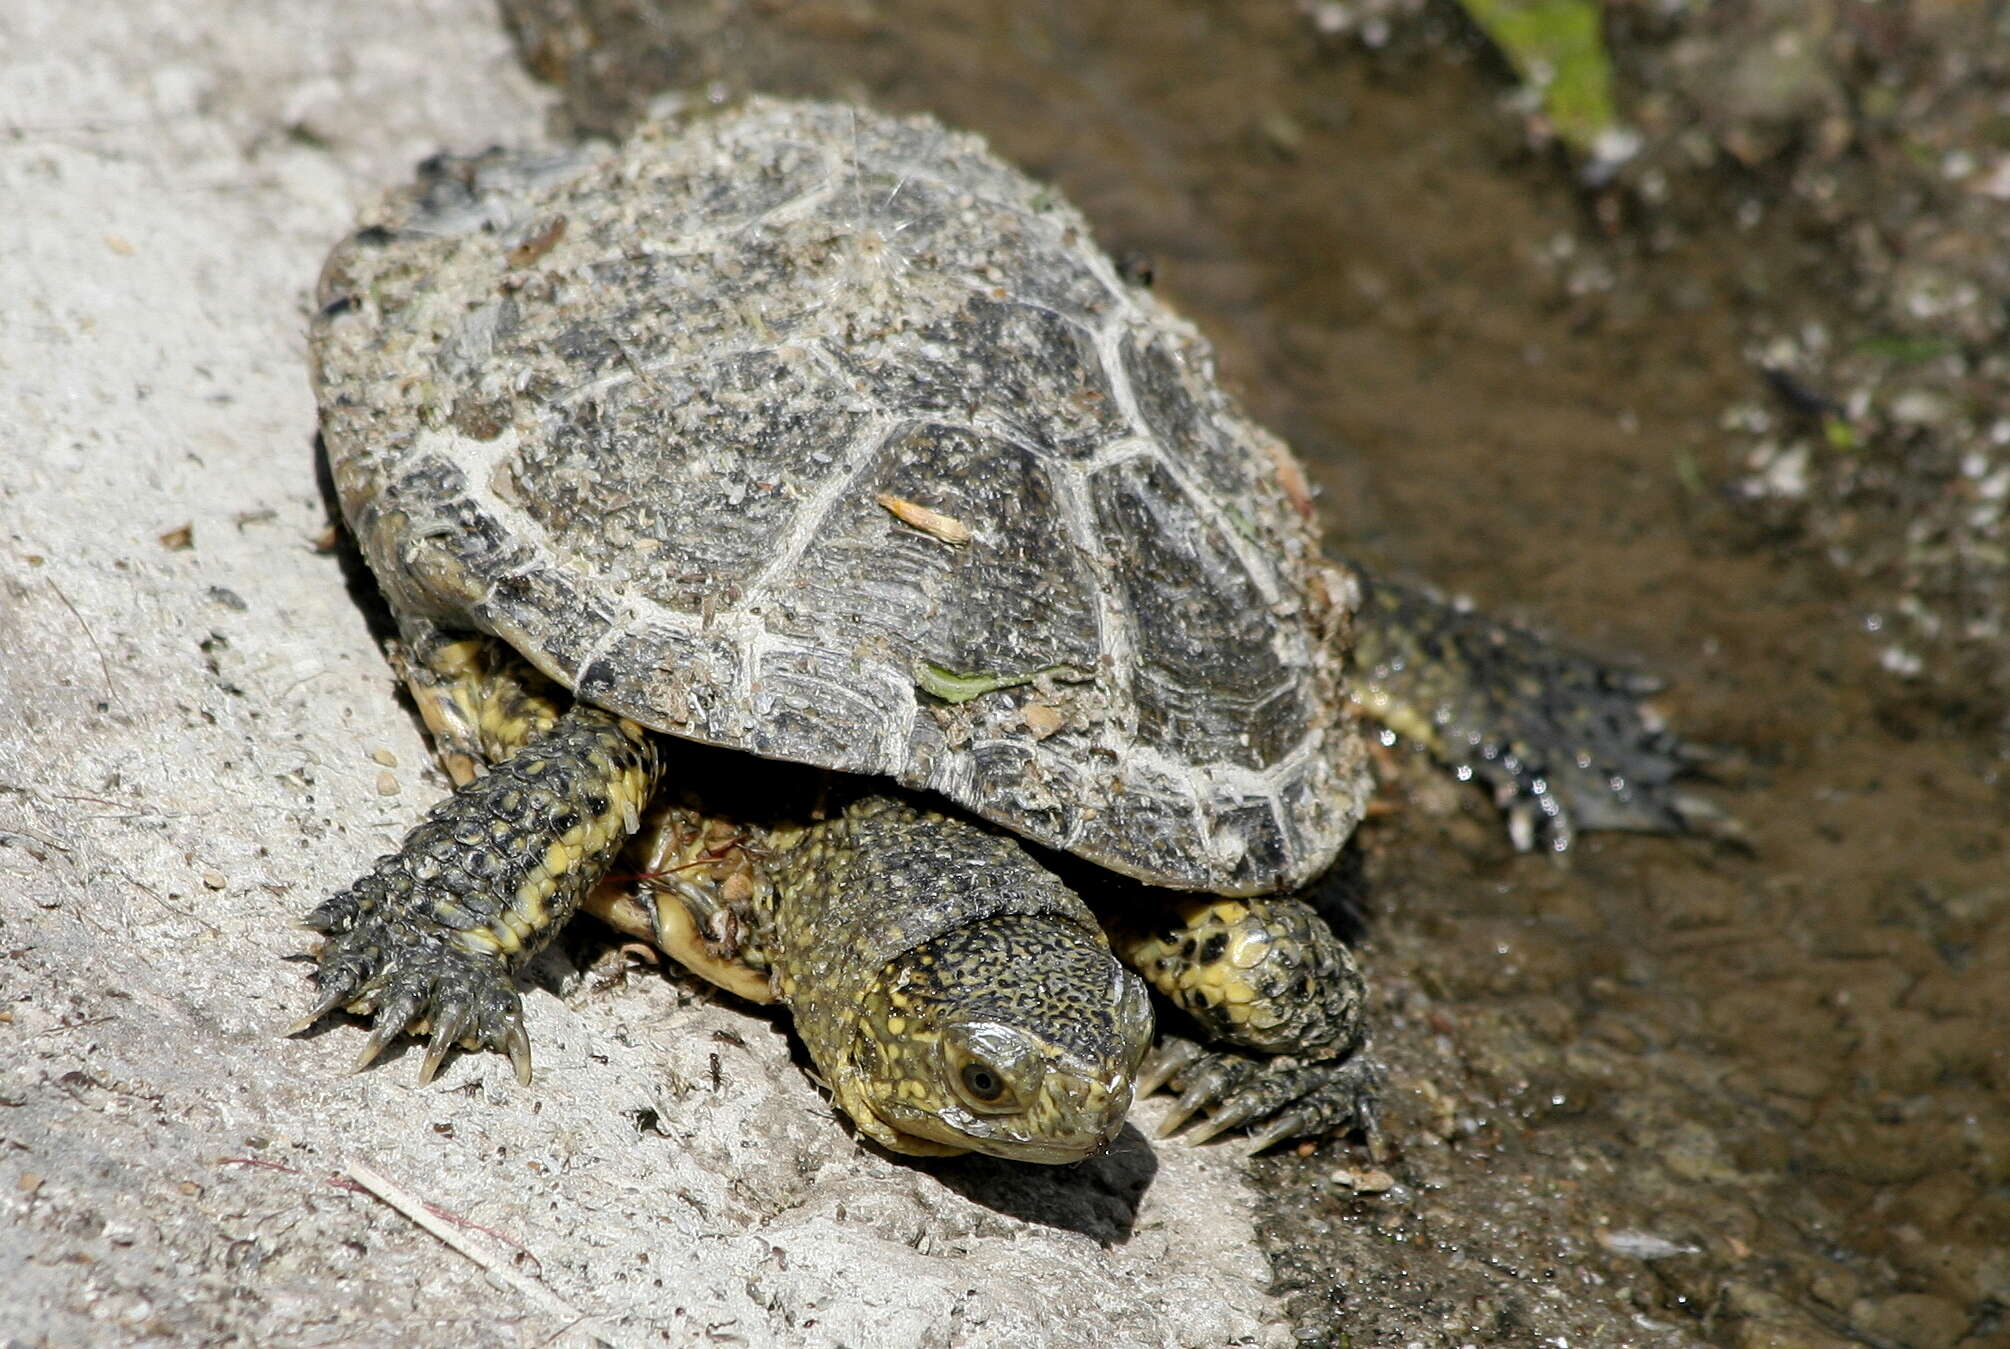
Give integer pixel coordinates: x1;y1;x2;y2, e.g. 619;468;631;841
1458;0;1618;155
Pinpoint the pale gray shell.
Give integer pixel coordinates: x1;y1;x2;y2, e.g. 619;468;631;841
312;98;1365;894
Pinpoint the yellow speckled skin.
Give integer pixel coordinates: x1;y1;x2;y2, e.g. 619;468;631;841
296;693;658;1085
756;798;1150;1160
301;639;1153;1162
395;636;565;788
1110;896;1365;1059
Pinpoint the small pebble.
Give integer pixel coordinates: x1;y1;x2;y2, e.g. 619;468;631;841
1022;703;1066;739
1329;1166;1396;1193
369;747;399;767
375;771;400;796
201;870;227;890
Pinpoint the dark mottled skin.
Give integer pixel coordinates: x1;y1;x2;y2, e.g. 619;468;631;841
297;706;658;1083
1345;568;1724;851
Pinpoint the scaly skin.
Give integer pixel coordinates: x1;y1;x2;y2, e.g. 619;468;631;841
1112;895;1366;1058
296;638;1154;1162
294;704;658;1084
1109;895;1379;1151
1342;565;1732;852
392;633;568;787
755;796;1150;1161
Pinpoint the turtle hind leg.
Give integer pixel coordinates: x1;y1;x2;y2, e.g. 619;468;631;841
293;676;660;1083
1109;894;1381;1150
1341;563;1739;853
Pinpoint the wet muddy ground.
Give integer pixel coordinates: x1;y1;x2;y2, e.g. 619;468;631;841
488;1;2006;1344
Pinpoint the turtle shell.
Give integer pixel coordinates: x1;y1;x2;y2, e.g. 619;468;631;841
312;97;1366;894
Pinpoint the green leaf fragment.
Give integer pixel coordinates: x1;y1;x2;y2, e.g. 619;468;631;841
1457;0;1619;155
913;660;1091;705
1852;333;1956;365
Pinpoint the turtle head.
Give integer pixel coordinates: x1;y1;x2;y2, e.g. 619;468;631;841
839;914;1154;1164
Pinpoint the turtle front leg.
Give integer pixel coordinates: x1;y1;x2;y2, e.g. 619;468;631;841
291;643;659;1084
1109;895;1382;1152
390;629;567;787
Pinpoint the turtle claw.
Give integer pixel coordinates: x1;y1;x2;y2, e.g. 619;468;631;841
283;972;363;1036
419;1004;473;1085
1138;1036;1207;1098
1144;1035;1381;1150
1670;790;1750;847
295;869;530;1086
504;1021;534;1086
1159;1049;1263;1139
352;1016;407;1074
297;944;528;1085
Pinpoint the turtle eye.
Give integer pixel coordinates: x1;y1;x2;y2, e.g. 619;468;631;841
960;1062;1006;1102
942;1022;1043;1115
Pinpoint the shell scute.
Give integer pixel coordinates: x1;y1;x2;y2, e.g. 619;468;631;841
313;98;1365;892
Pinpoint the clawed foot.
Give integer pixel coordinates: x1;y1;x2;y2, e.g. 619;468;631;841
1140;1035;1383;1154
1346;568;1743;853
1459;659;1744;855
288;874;532;1086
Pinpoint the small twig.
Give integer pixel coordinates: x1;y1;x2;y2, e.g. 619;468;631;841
47;578;128;714
343;1162;582;1327
275;668;333;703
0;826;73;855
325;1171;539;1269
33;1014;116;1038
116;868;223;937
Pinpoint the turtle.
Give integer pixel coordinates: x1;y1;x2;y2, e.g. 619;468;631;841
294;97;1713;1163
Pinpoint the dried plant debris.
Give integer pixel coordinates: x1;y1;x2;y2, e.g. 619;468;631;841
876;493;974;546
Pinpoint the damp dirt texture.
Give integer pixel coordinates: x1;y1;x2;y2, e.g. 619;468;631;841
492;1;2010;1346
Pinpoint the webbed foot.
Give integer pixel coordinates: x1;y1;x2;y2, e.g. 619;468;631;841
1344;565;1738;852
1142;1035;1384;1153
